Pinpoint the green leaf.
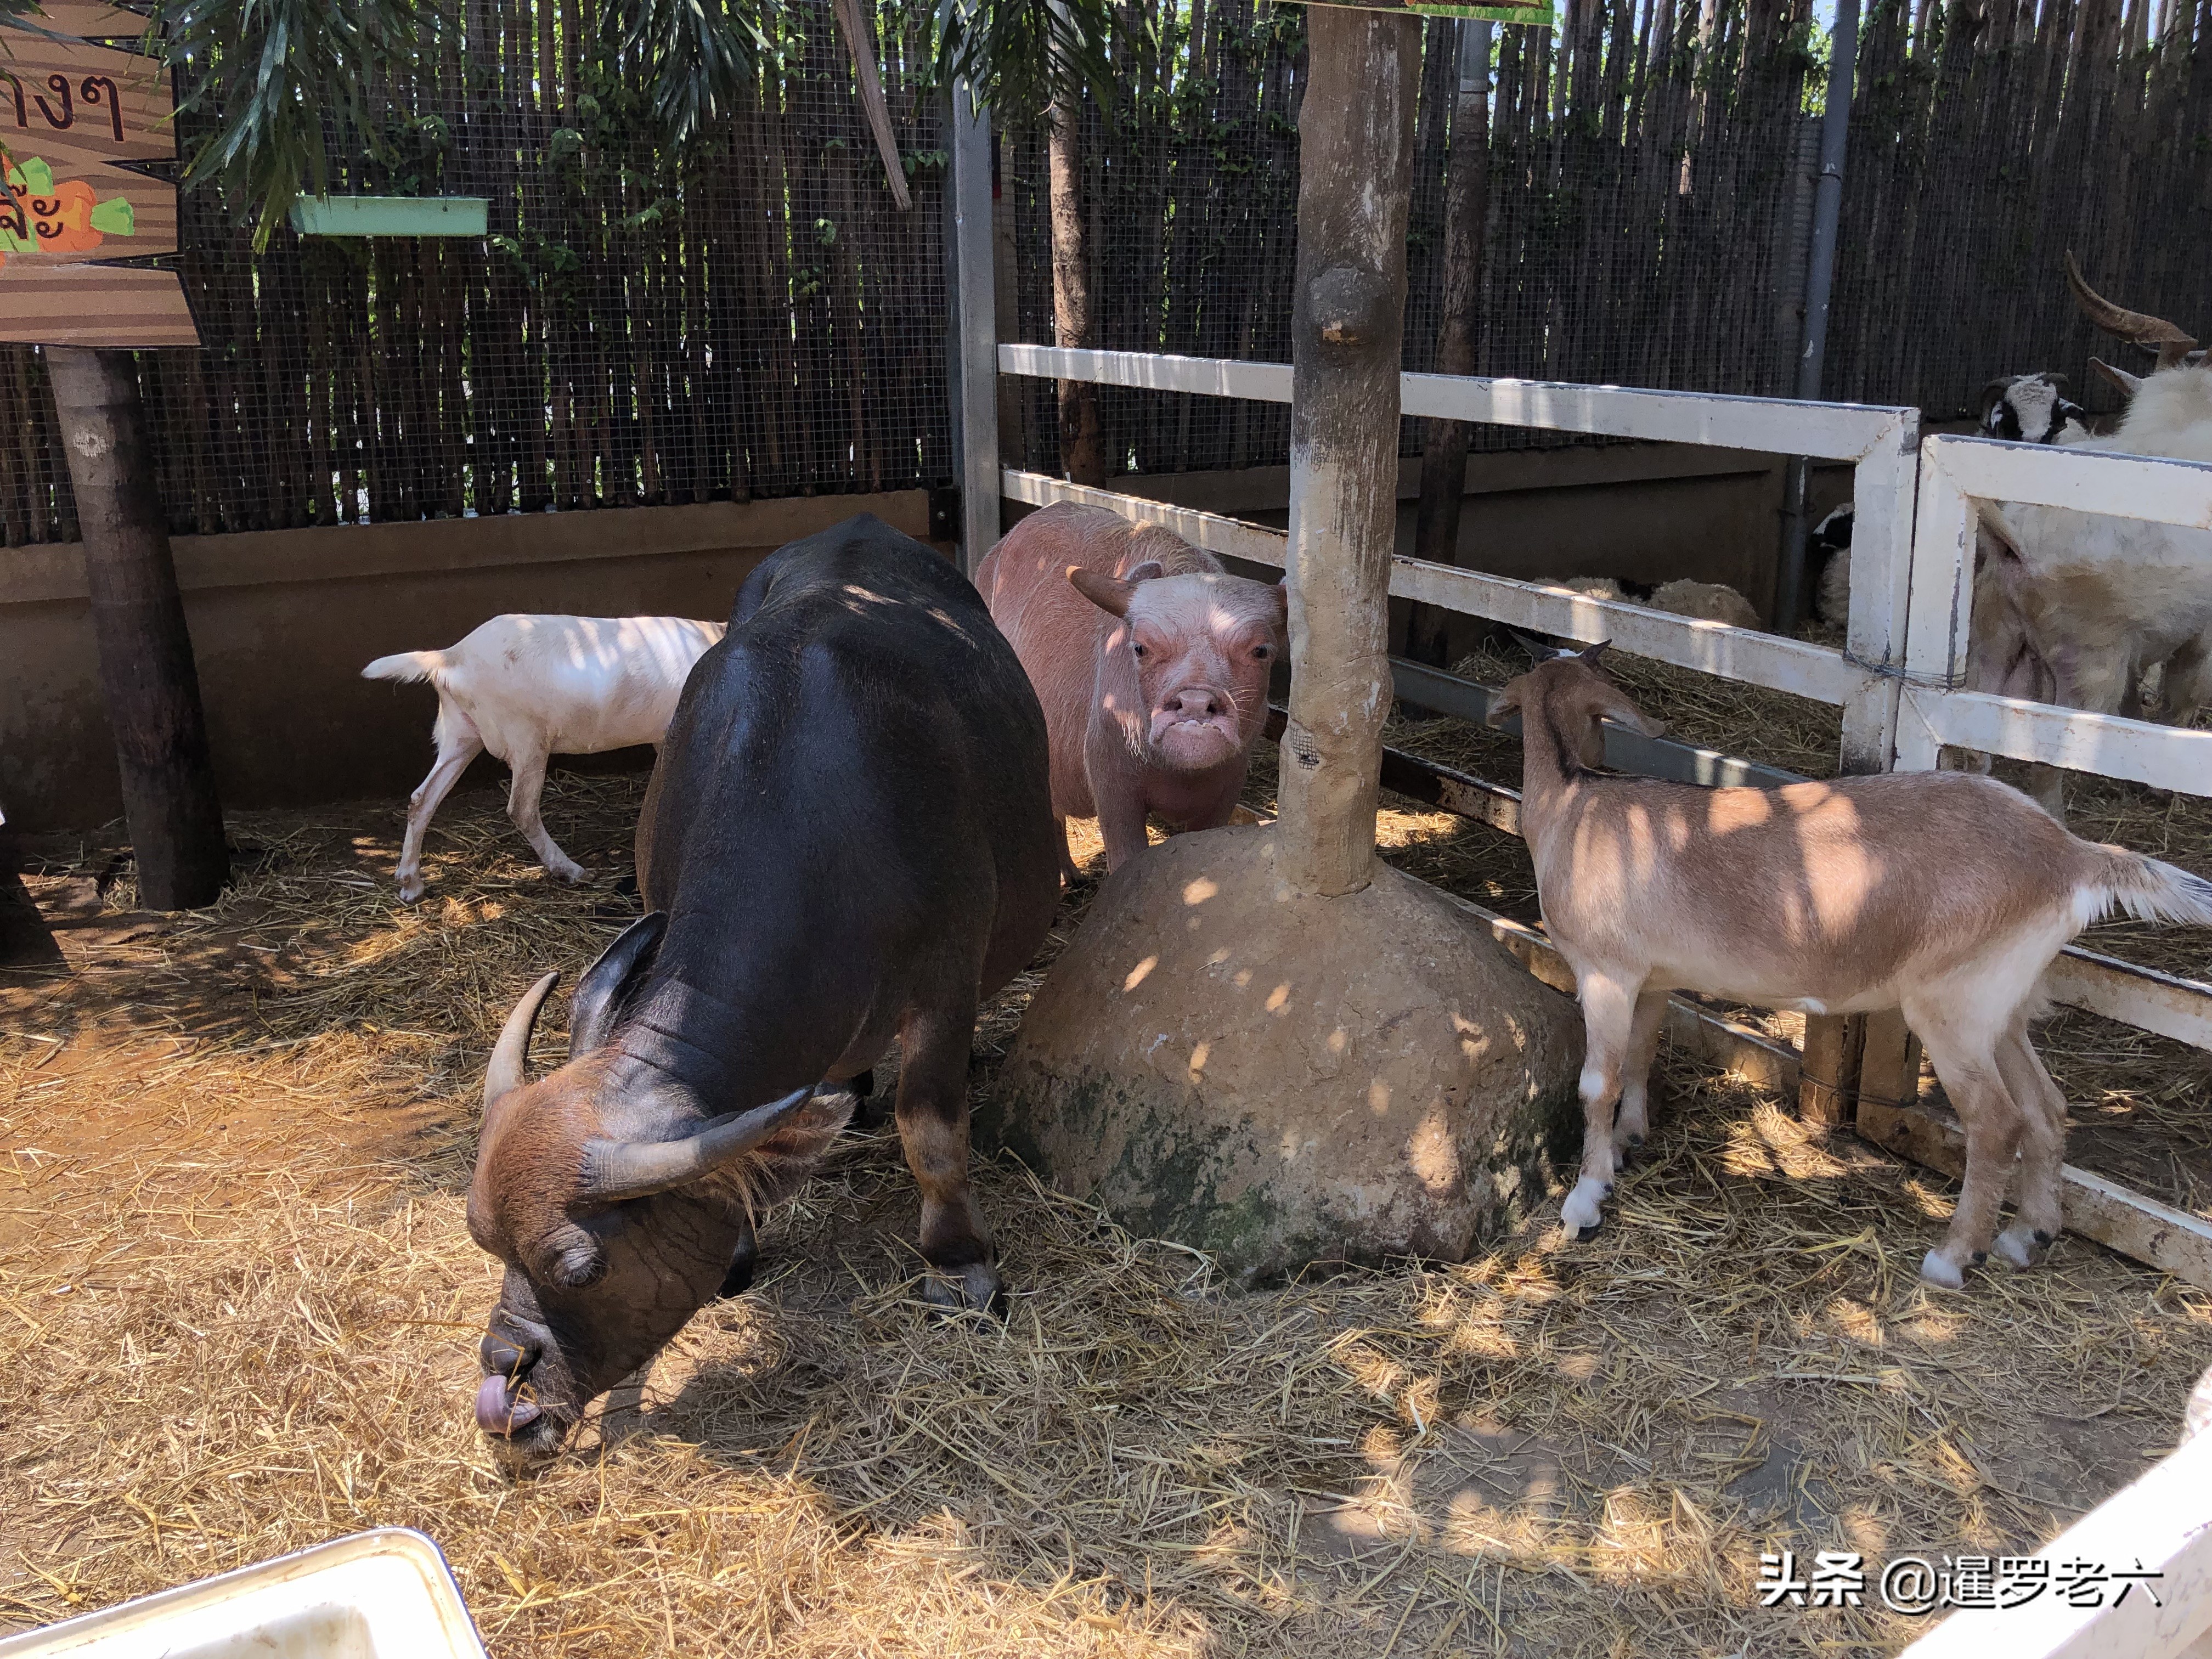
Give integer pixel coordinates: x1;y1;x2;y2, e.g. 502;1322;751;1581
147;0;433;251
620;0;766;151
88;194;135;234
928;0;1115;129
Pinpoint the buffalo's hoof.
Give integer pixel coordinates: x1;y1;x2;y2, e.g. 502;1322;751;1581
921;1261;1004;1317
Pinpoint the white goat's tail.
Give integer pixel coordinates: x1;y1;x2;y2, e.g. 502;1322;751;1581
2077;847;2212;930
361;650;444;685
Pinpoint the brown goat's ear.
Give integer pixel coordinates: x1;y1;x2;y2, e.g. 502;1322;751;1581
1486;683;1522;729
1594;686;1664;738
1069;566;1137;617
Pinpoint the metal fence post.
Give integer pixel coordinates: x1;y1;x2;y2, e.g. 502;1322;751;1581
1774;0;1863;631
946;79;1000;575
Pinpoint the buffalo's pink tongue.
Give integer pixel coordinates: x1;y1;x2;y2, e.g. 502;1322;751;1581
476;1373;541;1434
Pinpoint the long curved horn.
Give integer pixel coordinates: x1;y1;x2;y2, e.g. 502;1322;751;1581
484;972;560;1111
2066;250;2198;368
575;1085;817;1205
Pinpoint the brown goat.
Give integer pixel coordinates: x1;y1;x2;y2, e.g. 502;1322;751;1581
1489;644;2212;1286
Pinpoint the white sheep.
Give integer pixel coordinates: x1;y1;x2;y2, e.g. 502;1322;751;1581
1972;258;2212;753
1490;642;2212;1288
1545;575;1765;630
362;614;725;902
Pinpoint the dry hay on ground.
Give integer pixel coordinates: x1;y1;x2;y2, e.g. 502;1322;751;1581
2;775;2209;1659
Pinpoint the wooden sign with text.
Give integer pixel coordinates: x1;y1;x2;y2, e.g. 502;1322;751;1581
0;2;198;346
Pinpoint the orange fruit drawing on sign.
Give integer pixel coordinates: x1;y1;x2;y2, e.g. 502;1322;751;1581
0;157;137;269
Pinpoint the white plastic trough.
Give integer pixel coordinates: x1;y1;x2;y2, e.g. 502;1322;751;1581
0;1528;487;1659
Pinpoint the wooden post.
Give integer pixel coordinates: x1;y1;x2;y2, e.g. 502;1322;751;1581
946;80;1000;575
1277;5;1423;899
1407;20;1493;669
44;347;229;911
1798;1012;1863;1126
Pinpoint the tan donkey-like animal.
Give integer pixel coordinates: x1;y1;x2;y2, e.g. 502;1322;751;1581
1490;643;2212;1287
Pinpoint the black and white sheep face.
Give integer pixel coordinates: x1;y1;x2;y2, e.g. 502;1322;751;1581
1979;373;2087;445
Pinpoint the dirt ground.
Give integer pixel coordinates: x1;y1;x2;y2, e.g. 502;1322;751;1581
2;760;2208;1658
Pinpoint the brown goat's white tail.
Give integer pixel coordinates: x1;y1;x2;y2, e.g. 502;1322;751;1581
361;650;444;685
2076;847;2212;930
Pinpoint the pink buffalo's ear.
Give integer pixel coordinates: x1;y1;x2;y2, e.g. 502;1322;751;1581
1069;566;1138;618
1270;580;1289;635
1123;559;1165;584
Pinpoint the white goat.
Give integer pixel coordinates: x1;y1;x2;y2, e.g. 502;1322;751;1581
1490;643;2212;1288
362;614;725;902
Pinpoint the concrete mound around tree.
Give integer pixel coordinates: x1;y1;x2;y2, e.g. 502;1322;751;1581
986;826;1584;1285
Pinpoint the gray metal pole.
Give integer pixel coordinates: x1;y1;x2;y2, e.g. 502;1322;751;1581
946;78;1000;575
1774;0;1860;633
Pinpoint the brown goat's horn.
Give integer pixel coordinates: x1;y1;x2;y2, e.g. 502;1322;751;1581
483;972;560;1110
575;1084;817;1205
2066;250;2198;369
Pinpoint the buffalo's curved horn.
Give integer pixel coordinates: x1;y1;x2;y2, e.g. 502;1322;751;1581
575;1084;817;1205
484;972;560;1111
2066;250;2198;368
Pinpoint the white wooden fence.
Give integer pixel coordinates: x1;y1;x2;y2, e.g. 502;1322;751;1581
987;343;2212;1659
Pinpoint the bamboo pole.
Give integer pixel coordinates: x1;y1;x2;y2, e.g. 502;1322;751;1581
1408;20;1494;670
1276;5;1421;900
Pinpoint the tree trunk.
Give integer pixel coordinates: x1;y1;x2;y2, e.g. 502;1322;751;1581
1408;20;1495;669
1277;8;1422;899
1048;91;1107;485
44;348;229;910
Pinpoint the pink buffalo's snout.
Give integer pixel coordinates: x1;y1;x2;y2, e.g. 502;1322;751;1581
1149;681;1244;761
475;1371;543;1435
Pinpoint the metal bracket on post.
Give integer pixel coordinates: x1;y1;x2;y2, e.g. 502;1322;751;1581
946;78;1000;575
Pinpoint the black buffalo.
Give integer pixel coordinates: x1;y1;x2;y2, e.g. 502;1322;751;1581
465;514;1059;1463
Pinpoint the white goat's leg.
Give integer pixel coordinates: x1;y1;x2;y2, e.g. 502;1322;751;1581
1612;988;1671;1159
1913;1020;2027;1289
1564;973;1639;1239
505;743;589;884
394;704;483;904
1991;1023;2068;1268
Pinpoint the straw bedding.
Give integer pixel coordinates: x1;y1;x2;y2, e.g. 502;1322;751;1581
2;763;2208;1659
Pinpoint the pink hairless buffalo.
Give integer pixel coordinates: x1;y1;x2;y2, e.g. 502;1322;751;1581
978;502;1289;879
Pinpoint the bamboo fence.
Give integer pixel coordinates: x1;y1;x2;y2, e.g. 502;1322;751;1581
2;0;2209;543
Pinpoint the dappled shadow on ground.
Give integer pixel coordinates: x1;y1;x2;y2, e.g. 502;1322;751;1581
0;776;2206;1657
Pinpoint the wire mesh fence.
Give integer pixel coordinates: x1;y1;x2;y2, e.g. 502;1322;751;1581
3;0;2209;546
0;0;949;546
1002;0;2212;478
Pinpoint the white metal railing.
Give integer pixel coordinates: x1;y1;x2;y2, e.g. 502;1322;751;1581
1001;343;1921;772
1897;1417;2212;1659
1900;434;2212;797
1001;351;2212;1058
